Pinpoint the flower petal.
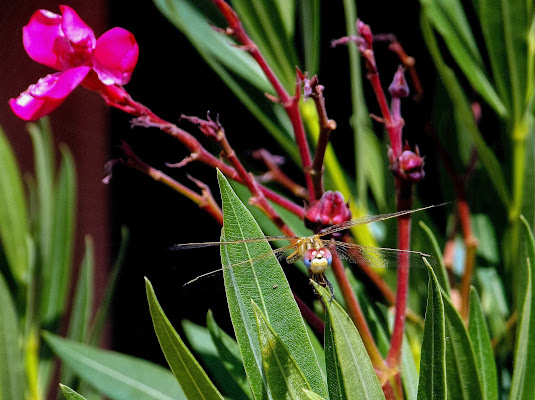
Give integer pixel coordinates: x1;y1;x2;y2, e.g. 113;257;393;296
10;66;90;121
59;5;95;50
93;27;139;85
31;66;90;100
10;91;64;121
23;9;65;70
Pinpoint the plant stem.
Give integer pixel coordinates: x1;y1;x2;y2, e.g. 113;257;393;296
253;149;308;199
386;180;413;367
212;0;316;200
308;79;336;197
117;142;224;225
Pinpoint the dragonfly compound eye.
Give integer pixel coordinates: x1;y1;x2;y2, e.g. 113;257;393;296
304;247;333;273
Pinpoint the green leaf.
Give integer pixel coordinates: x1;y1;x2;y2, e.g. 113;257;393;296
60;384;89;400
297;0;320;74
477;0;529;121
468;287;498;400
183;318;251;400
40;145;76;326
421;14;511;208
252;301;312;399
68;236;94;343
217;170;327;400
472;214;500;264
475;268;509;339
88;226;129;346
313;282;385;400
145;278;224;400
61;236;95;387
302;389;327;400
417;261;446;400
0;272;25;400
27;119;54;272
509;216;535;399
419;221;450;294
152;0;298;160
0;125;29;282
420;0;508;116
205;311;252;398
324;310;347;400
38;145;77;395
43;332;186;400
442;290;484;399
231;0;298;88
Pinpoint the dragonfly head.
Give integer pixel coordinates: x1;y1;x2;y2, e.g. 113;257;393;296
304;247;333;274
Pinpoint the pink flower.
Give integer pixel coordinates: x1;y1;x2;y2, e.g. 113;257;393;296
10;5;139;121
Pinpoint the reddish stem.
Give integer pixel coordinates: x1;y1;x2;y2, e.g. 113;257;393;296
212;0;316;200
386;181;413;367
307;76;337;197
294;294;325;334
114;142;224;225
253;149;308;199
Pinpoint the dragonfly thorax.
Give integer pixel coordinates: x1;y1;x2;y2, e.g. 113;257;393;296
284;236;333;274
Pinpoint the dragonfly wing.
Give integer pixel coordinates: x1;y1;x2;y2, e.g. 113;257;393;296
172;235;299;250
317;204;445;237
183;244;296;286
328;240;434;269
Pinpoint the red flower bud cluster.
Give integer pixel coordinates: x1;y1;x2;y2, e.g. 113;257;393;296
304;190;352;234
388;144;425;182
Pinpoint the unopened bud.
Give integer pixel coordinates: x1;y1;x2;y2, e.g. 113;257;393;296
357;20;373;48
305;190;352;234
388;66;409;98
390;146;425;182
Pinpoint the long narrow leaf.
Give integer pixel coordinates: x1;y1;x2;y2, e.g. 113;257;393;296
252;301;311;400
0;273;25;400
417;262;446;400
420;0;508;116
468;287;498;400
146;278;224;400
313;282;385;400
38;145;76;396
297;0;320;74
62;236;95;387
421;14;511;208
89;226;129;346
419;221;450;294
478;0;528;121
0;125;29;282
218;170;327;400
442;291;484;399
206;311;252;398
40;145;76;326
183;318;251;400
509;216;535;399
44;332;186;400
27;119;54;271
324;314;347;400
60;384;89;400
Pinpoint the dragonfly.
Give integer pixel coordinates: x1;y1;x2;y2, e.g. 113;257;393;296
173;204;440;293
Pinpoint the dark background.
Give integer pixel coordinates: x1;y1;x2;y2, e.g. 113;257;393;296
1;0;438;367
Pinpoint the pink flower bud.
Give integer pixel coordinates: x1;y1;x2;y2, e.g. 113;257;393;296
305;190;352;234
389;146;425;182
388;66;409;98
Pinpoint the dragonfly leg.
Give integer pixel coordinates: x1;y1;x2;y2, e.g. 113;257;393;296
310;273;335;302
